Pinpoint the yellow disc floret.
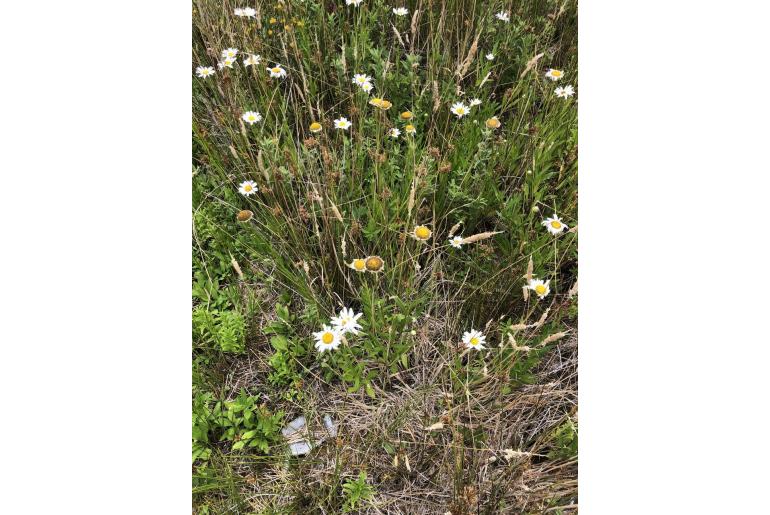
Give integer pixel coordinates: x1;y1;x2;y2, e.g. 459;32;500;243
414;225;431;240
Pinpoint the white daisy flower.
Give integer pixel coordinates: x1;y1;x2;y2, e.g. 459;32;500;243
495;11;510;22
450;102;470;118
361;81;374;93
242;111;262;125
267;64;287;78
470;98;482;107
393;7;408;16
331;307;364;335
313;325;342;353
389;127;401;138
555;85;575;98
222;48;239;59
334;117;352;130
462;329;487;350
218;57;236;69
196;66;215;78
486;53;495;61
545;68;565;81
234;8;244;16
449;236;463;248
242;7;256;17
346;0;364;6
239;180;258;196
243;54;261;67
528;279;551;299
348;258;367;272
542;213;568;234
352;73;373;87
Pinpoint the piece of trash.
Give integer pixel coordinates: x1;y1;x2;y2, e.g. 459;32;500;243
425;421;444;431
282;414;338;456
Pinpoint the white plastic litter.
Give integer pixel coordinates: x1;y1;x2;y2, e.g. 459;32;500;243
282;414;337;456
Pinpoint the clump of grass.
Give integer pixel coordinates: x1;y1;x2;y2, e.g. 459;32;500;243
192;0;577;511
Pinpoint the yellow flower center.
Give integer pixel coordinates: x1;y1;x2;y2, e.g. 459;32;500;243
365;256;383;271
405;124;415;132
456;107;466;115
310;122;321;131
380;100;392;110
486;117;500;129
353;259;366;271
535;284;546;295
550;220;562;229
248;115;255;121
470;337;479;346
322;332;334;344
272;67;281;73
552;70;562;77
401;111;413;119
244;184;252;192
415;226;431;239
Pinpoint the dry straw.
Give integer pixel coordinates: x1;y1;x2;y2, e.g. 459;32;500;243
460;230;504;244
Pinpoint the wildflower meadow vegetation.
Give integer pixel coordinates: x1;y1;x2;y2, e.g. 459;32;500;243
193;0;577;512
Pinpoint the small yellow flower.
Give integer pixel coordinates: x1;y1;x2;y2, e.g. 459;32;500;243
405;124;416;134
485;116;501;129
365;256;384;272
348;258;367;272
412;225;432;241
269;17;277;24
400;111;413;120
309;121;322;133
